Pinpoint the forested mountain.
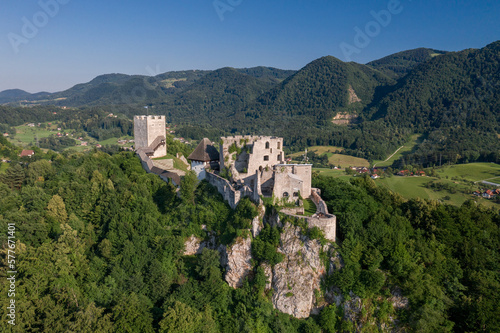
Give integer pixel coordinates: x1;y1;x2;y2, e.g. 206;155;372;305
365;41;500;166
2;41;500;165
367;48;448;79
1;67;294;107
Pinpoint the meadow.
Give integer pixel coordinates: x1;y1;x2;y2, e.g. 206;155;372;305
373;134;423;168
315;162;500;208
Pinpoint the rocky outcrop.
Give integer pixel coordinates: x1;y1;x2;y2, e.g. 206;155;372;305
251;204;265;238
271;224;328;318
183;233;217;255
220;237;253;288
184;235;202;255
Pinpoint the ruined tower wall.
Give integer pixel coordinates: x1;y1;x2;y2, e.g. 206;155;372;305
219;136;284;173
291;164;312;198
134;115;167;158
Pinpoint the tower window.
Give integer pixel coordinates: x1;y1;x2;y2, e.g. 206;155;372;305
278;142;281;149
265;142;270;149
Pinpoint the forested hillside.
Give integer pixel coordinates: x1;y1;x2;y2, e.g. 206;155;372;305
0;146;498;332
367;48;448;79
366;41;500;166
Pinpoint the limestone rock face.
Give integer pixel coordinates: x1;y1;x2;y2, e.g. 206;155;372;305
271;224;326;318
183;233;217;255
220;237;253;288
184;235;202;255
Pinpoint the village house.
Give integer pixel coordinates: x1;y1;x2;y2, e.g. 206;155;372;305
20;150;35;158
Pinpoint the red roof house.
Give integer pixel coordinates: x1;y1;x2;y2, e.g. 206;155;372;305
20;150;35;157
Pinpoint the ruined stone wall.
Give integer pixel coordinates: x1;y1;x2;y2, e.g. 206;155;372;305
137;151;154;172
307;216;336;242
292;165;312;198
206;172;239;209
311;188;328;215
247;137;284;174
220;136;284;173
273;168;303;202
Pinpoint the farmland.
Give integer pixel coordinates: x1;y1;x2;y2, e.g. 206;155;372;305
315;162;500;208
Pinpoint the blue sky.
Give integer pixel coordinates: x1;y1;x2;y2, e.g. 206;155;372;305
1;0;499;92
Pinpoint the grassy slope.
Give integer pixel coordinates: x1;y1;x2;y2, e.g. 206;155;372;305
327;154;370;168
10;123;134;151
436;162;500;182
315;162;500;208
153;153;189;172
373;134;423;167
290;145;370;168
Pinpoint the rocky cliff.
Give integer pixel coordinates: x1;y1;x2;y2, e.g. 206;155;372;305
182;212;408;328
270;223;327;318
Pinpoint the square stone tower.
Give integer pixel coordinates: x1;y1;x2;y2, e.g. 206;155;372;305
134;115;167;158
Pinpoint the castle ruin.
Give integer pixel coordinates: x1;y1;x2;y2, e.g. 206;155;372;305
190;135;336;241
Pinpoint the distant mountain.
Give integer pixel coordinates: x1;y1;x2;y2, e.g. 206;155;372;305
3;42;500;164
367;48;448;79
0;89;51;104
246;56;395;125
0;67;295;107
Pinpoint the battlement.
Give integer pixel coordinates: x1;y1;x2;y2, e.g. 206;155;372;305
134;115;165;120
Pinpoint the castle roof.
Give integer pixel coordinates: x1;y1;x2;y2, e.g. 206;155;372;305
188;138;219;162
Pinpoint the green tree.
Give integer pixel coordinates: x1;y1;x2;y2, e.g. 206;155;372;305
180;170;198;204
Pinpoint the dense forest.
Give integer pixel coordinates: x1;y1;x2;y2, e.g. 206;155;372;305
0;140;498;331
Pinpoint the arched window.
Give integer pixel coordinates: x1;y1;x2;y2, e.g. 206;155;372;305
283;192;289;197
264;155;269;161
265;142;270;149
293;192;299;197
277;142;281;149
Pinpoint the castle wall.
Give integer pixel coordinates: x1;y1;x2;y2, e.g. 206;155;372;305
247;137;284;174
292;164;312;199
307;216;336;242
273;169;303;202
311;188;329;215
219;136;284;173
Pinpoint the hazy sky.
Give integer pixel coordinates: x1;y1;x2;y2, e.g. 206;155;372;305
1;0;499;92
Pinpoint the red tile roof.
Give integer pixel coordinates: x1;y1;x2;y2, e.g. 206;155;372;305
20;150;34;157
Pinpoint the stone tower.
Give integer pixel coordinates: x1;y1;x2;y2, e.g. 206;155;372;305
133;115;167;158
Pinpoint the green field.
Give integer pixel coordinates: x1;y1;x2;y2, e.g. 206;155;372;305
289;146;343;158
327;154;370;168
435;162;500;182
290;145;370;168
316;163;500;208
9;123;135;152
314;168;353;180
373;134;423;168
9;126;58;146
